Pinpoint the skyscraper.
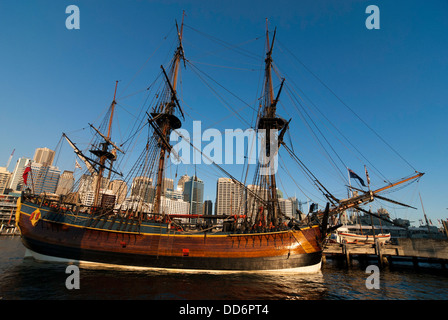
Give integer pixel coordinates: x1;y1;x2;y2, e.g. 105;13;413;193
183;175;204;215
31;162;60;194
246;184;269;217
288;196;300;219
8;157;31;191
33;147;55;166
203;200;213;215
56;170;74;195
130;176;154;203
278;198;293;218
77;174;109;206
215;178;245;215
177;174;190;192
159;196;190;215
109;179;128;204
0;167;11;194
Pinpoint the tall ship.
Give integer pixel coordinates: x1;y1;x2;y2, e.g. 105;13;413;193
15;16;423;272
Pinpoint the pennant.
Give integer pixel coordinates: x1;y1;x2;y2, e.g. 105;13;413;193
364;165;370;186
348;168;365;187
30;209;41;227
22;166;31;185
75;160;82;170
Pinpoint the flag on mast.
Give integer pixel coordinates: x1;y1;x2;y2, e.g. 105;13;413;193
22;165;31;185
348;168;366;187
75;160;82;170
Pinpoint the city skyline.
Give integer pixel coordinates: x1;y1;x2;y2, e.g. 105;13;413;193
0;1;447;226
1;146;303;217
0;144;444;228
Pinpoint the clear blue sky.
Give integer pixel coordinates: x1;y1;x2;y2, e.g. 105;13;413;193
0;0;447;226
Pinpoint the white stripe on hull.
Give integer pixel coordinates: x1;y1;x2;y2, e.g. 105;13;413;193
24;248;322;274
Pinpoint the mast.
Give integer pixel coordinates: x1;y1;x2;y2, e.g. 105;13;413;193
255;20;287;228
419;191;432;236
153;12;186;215
92;80;119;207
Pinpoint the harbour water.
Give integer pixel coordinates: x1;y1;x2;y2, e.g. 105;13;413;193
1;237;447;301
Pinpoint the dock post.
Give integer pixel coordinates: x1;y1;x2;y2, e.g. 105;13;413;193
375;239;383;268
342;241;350;267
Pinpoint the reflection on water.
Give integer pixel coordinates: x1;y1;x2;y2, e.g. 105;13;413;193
1;237;447;300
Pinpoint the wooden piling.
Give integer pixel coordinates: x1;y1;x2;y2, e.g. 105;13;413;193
375;239;383;268
342;241;350;267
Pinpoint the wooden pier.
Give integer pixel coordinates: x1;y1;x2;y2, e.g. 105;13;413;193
323;238;448;269
0;224;20;236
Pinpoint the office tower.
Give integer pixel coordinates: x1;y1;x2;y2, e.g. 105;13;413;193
81;189;115;208
278;198;293;218
130;176;155;203
30;163;60;194
288;196;300;219
109;180;128;204
8;157;31;191
0;167;11;194
77;174;109;206
56;170;74;195
159;196;190;215
33;147;55;166
277;188;283;199
203;200;213;215
78;174;94;196
183;175;204;215
166;188;183;200
215;178;245;215
77;174;109;192
161;178;174;195
177;174;190;192
246;184;269;217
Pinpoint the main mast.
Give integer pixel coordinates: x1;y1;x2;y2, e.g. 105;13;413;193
256;21;287;227
153;13;186;215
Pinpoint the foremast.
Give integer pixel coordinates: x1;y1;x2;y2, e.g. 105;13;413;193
91;81;120;207
63;80;123;208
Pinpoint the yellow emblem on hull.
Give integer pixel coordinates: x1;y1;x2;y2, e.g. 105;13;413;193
30;209;41;227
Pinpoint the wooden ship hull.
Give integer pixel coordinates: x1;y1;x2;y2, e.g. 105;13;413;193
17;198;323;272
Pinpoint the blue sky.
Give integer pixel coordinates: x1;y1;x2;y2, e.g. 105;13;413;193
0;0;447;226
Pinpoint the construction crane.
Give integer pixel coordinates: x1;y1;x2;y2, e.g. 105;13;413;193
5;149;15;169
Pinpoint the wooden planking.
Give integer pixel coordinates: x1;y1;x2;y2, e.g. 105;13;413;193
18;201;323;261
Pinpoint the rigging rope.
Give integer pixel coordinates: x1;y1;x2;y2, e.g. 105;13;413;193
277;40;418;172
272;59;392;185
